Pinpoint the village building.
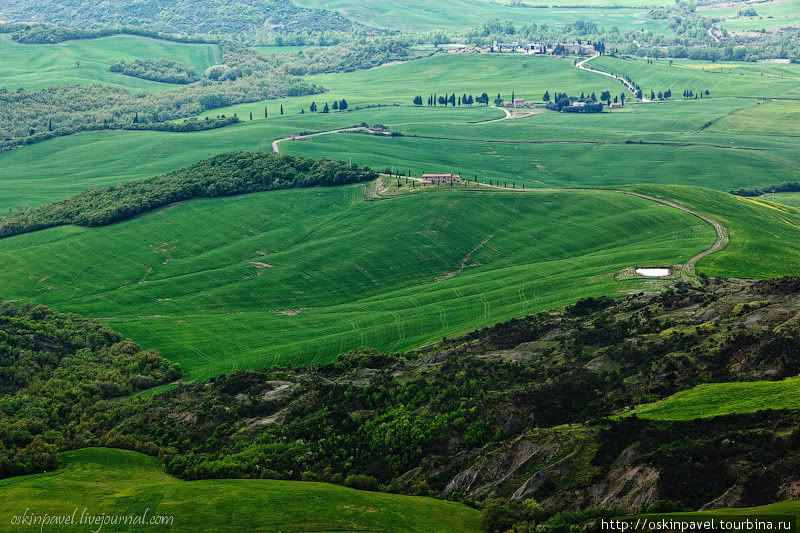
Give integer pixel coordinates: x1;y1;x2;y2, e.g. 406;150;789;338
609;102;623;109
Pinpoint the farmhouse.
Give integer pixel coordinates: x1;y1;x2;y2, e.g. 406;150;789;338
422;173;462;184
609;102;623;109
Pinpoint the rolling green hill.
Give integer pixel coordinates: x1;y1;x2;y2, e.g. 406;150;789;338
0;34;220;91
0;448;482;533
0;184;714;379
278;132;800;191
0;106;500;213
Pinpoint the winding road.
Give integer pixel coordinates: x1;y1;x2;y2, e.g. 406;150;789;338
576;54;649;102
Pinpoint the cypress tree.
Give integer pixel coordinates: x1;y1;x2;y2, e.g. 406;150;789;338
280;104;284;115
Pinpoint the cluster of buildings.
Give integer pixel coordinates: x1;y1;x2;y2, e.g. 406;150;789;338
445;42;595;56
504;97;537;109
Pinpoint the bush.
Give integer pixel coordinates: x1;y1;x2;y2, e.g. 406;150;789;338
343;474;379;491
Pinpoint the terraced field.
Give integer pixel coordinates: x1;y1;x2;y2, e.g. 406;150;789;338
0;185;714;379
0;34;220;91
0;448;482;533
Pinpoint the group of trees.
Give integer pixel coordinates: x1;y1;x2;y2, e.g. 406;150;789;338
0;302;180;477
0;64;322;153
542;89;624;112
730;181;800;197
412;93;490;106
0;152;377;238
681;88;710;98
110;58;198;84
308;99;348;113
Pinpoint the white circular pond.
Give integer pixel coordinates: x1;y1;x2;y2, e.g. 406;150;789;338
635;267;672;277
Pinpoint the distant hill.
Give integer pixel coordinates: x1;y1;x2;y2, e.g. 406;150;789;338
0;0;357;35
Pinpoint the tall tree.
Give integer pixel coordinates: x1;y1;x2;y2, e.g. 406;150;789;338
322;102;330;113
310;102;317;112
340;99;348;111
280;104;284;115
543;90;550;102
265;106;268;118
332;100;339;110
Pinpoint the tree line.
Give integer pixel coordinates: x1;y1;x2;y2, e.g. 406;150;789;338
412;93;490;106
0;152;378;238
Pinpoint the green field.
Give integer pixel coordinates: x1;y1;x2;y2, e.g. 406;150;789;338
0;34;220;91
588;55;800;99
766;192;800;208
0;448;482;533
278;132;800;190
0;185;714;379
628;376;800;420
294;0;671;32
706;99;800;137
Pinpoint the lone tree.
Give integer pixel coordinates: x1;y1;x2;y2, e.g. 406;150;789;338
249;111;253;120
333;100;339;111
322;102;330;113
280;104;284;115
310;102;317;112
340;99;348;110
265;106;268;118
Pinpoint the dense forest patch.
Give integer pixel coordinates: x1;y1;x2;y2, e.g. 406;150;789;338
110;58;198;84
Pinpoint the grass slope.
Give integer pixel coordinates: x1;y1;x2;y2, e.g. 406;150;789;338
628;376;800;420
589;55;800;99
625;184;800;279
0;185;713;379
0;34;220;91
0;448;482;533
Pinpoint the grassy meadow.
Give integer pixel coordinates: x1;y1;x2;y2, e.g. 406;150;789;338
628;376;800;420
0;185;714;379
0;34;220;91
0;448;482;533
